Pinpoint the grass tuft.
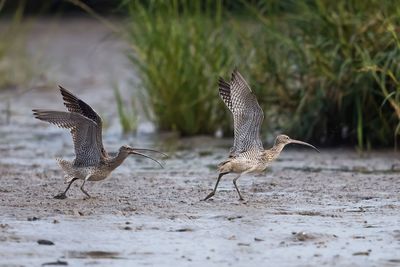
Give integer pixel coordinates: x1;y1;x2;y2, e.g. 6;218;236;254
0;0;36;90
114;85;137;133
119;0;399;148
122;0;238;136
242;0;400;148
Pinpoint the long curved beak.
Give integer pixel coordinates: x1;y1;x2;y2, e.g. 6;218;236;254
132;148;168;158
288;139;320;153
128;149;164;168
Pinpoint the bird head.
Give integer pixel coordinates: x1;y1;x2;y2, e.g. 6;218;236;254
274;135;319;152
119;145;133;154
119;145;164;168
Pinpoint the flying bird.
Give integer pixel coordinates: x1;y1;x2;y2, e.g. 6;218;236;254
204;70;319;201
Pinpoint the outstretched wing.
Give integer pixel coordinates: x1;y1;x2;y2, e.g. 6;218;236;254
58;86;107;156
32;110;102;167
219;69;264;156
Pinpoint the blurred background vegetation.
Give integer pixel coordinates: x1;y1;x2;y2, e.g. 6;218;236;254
1;0;399;149
0;0;36;89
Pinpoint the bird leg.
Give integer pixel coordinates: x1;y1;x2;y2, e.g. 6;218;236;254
203;172;229;201
232;174;244;201
54;178;78;199
233;168;257;201
80;176;91;199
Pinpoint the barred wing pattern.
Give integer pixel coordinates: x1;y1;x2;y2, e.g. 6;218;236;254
219;70;264;156
59;86;107;157
32;110;102;167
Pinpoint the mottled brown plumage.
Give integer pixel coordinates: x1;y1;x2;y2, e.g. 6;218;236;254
204;70;319;201
33;86;166;199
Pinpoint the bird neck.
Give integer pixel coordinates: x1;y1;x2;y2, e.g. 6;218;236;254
108;151;130;171
262;143;285;162
101;148;109;158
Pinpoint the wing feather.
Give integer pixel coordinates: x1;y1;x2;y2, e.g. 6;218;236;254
218;70;264;156
32;109;102;166
58;86;107;157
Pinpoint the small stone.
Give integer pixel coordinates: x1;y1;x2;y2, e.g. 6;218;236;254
41;260;68;266
227;215;243;221
295;231;314;241
228;235;236;240
172;228;193;232
37;239;54;245
352;251;370;256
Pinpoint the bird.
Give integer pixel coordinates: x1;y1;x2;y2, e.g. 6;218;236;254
33;86;167;199
204;69;319;201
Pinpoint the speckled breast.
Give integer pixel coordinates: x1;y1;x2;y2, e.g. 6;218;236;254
86;166;112;181
231;150;268;173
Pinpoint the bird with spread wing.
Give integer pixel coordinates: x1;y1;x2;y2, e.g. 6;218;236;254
204;70;319;201
33;86;166;199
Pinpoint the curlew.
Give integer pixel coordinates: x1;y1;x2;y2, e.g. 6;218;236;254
33;86;166;199
204;70;319;201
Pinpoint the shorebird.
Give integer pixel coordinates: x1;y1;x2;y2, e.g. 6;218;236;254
33;86;166;199
204;70;319;201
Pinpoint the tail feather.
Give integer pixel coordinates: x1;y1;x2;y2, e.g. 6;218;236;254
56;158;75;183
217;159;232;173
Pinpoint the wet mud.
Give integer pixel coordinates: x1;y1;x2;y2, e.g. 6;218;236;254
0;18;400;267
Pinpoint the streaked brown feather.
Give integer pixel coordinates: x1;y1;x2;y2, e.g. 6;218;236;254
32;109;102;167
218;69;264;156
59;86;107;157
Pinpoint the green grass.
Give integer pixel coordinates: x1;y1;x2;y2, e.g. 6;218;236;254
240;0;400;148
359;23;400;149
122;0;238;136
0;0;36;90
119;0;399;148
114;85;137;133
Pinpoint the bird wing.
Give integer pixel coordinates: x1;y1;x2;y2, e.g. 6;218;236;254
58;86;107;157
219;69;264;156
32;110;102;167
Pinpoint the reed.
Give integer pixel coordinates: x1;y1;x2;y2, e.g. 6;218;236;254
243;0;400;148
0;0;35;90
122;0;238;135
120;0;399;148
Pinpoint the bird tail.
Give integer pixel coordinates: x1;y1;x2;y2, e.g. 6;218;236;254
217;159;232;173
56;158;75;183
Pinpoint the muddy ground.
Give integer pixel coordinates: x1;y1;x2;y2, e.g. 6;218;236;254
0;18;400;267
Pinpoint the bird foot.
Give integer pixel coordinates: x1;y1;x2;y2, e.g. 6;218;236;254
80;188;91;199
238;197;245;201
203;192;215;201
82;194;92;200
53;193;67;199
